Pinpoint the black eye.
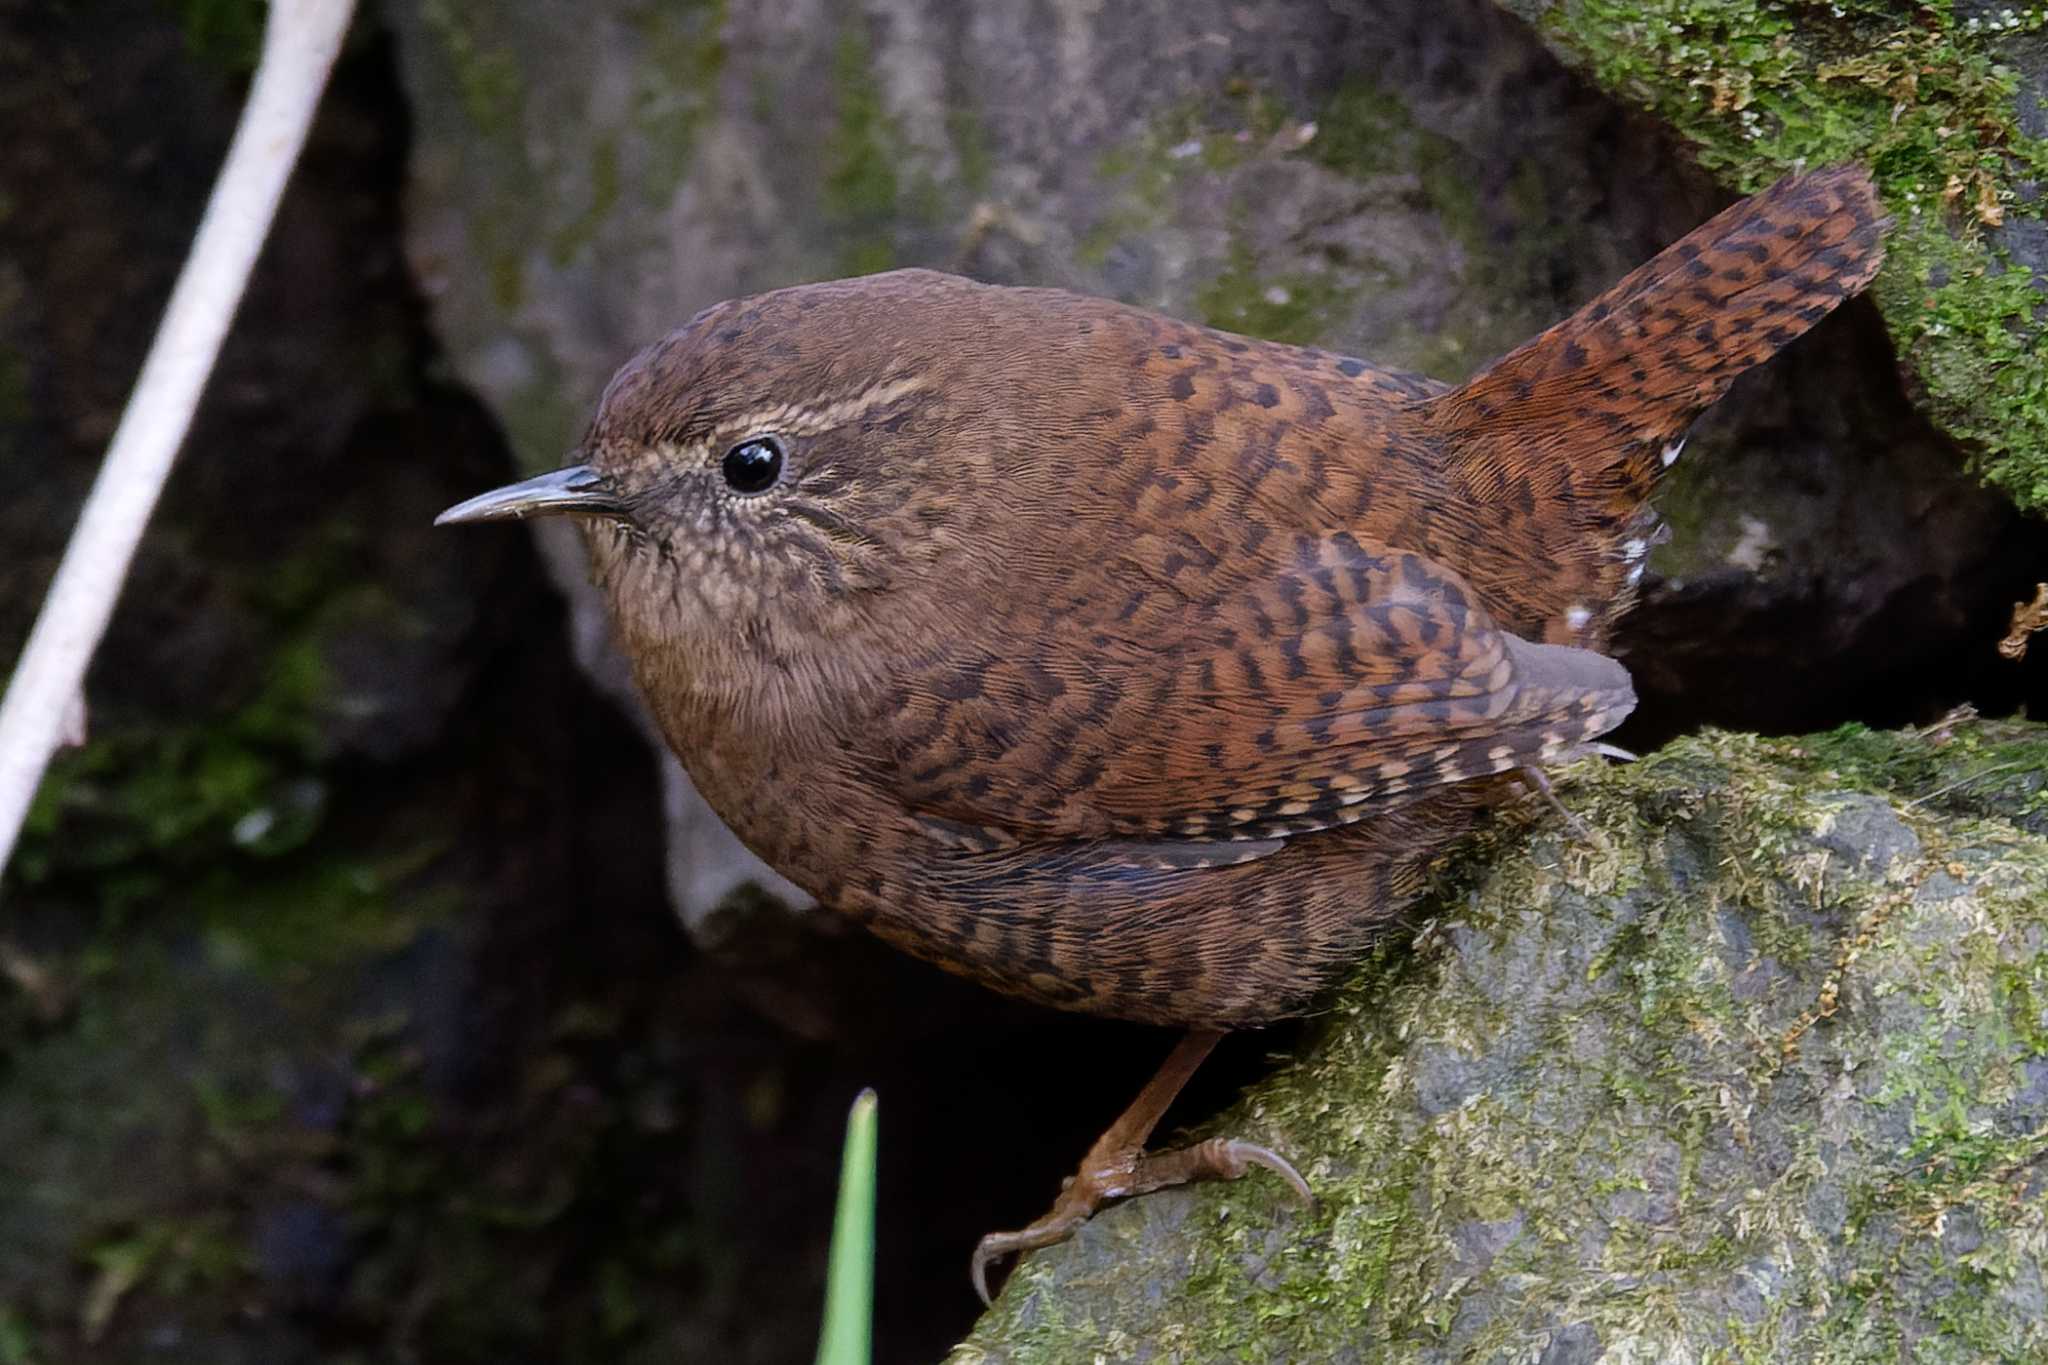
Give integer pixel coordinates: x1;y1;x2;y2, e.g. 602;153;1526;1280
721;437;784;494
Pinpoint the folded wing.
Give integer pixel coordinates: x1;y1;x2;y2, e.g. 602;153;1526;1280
866;531;1635;849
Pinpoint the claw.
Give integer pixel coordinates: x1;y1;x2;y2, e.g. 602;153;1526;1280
971;1243;995;1309
966;1031;1314;1306
968;1136;1312;1304
1208;1139;1314;1207
970;1234;1006;1308
971;1200;1094;1306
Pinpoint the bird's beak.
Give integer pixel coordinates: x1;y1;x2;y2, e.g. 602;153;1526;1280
433;465;628;526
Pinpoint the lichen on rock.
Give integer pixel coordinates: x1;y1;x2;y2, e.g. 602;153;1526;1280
955;718;2048;1363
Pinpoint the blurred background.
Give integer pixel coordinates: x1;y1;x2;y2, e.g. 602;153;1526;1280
3;0;2044;1361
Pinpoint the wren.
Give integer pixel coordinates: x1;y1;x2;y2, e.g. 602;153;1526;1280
439;166;1886;1299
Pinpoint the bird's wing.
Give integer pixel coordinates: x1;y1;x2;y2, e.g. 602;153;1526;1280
862;530;1635;846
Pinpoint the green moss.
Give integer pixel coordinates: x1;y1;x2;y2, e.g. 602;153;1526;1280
16;739;453;984
85;1213;251;1307
11;552;427;897
1499;0;2048;515
949;105;995;196
0;1308;37;1365
1163;87;1452;347
1876;217;2048;510
421;0;524;136
20;714;315;897
2001;956;2048;1055
547;134;622;266
199;843;454;978
1792;718;2048;830
329;1025;713;1360
822;21;903;276
1079;97;1275;273
629;0;726;204
1083;77;1559;375
1309;84;1429;180
1193;237;1358;346
1310;80;1567;377
167;0;265;74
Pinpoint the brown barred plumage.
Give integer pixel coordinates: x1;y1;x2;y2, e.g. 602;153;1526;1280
440;165;1886;1286
509;166;1880;1027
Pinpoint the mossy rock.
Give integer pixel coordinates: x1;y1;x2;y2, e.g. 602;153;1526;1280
956;718;2048;1362
1493;0;2048;517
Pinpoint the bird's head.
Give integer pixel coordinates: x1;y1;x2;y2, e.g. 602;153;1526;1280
436;270;1052;691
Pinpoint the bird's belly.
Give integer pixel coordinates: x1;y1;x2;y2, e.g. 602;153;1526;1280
663;689;1489;1029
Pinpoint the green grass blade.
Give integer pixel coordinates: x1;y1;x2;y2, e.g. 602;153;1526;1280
815;1087;878;1365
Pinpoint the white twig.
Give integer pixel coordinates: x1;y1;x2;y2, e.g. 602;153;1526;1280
0;0;357;877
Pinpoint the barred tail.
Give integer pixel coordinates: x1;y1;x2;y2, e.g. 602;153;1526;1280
1420;166;1886;641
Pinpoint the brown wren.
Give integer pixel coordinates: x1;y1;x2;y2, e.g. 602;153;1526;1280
438;167;1886;1300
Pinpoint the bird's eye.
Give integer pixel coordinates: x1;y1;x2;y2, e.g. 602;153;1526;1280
721;437;784;495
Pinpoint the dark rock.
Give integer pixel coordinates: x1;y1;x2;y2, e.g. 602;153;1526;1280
1810;791;1922;875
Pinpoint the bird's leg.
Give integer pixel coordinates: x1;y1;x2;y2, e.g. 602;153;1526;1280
970;1028;1312;1304
1516;764;1594;840
1516;741;1637;841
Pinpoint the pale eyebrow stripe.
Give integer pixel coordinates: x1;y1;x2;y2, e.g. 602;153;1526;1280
652;374;931;465
730;375;931;440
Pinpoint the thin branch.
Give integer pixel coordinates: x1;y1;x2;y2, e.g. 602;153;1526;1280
0;0;357;878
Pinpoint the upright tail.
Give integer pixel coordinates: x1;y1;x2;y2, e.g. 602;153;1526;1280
1420;165;1886;641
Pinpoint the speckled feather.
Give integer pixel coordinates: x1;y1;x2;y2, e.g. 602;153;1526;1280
577;167;1885;1026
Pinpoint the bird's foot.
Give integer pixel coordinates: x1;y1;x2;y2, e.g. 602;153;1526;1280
971;1135;1310;1305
